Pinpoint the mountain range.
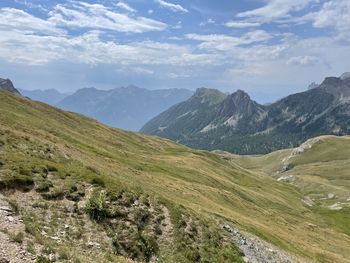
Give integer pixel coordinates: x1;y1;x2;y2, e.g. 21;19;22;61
56;86;192;131
17;85;192;131
141;73;350;154
19;88;70;105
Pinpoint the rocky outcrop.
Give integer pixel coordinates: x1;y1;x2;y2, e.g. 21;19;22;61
0;78;21;96
223;224;303;263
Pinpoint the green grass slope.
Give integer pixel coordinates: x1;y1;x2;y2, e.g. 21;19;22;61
0;90;349;262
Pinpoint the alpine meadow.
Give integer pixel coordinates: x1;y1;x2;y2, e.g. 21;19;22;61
0;0;350;263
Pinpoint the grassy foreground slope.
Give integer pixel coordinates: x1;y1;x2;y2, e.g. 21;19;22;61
0;90;349;262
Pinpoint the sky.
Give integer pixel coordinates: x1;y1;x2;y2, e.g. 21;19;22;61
0;0;350;103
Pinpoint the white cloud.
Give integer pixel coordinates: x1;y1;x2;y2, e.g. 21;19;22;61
115;2;136;13
168;72;190;79
237;0;317;23
1;1;350;98
48;2;166;33
286;55;320;66
207;18;215;24
200;18;215;27
186;31;272;51
132;67;154;75
225;21;261;28
173;21;182;29
0;21;218;67
155;0;189;13
14;0;48;12
304;0;350;38
0;8;63;35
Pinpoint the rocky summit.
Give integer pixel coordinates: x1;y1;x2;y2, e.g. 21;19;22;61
0;78;21;96
141;73;350;154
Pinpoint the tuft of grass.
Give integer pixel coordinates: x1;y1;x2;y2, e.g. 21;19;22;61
85;190;108;222
10;232;24;243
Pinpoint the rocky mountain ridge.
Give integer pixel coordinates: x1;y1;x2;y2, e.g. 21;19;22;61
141;73;350;154
0;78;21;96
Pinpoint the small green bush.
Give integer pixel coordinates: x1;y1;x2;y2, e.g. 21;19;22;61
11;232;24;243
19;167;32;176
46;165;58;172
36;256;51;263
86;190;108;222
133;208;150;229
35;180;53;192
90;177;105;187
41;188;65;200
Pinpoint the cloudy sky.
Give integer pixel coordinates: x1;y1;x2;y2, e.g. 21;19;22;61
1;0;350;102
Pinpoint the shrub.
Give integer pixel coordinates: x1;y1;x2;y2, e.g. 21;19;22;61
90;177;105;187
11;232;24;243
35;180;53;192
133;208;150;229
0;175;34;191
36;256;51;263
46;165;58;172
27;241;36;254
19;167;32;176
138;233;159;261
86;190;108;222
8;199;19;215
41;188;65;200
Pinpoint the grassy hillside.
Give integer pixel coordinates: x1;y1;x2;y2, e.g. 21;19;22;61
232;136;350;259
0;90;349;262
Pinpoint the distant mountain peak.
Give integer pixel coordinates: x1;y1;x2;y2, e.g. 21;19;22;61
231;89;251;100
194;87;214;96
0;78;21;96
192;88;226;105
340;72;350;80
219;89;263;118
125;84;140;90
321;76;342;87
308;82;319;90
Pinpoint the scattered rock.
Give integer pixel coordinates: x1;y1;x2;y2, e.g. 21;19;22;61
307;223;317;230
328;193;335;199
223;224;301;263
301;197;315;207
277;174;294;182
87;241;101;249
328;203;342;210
0;206;13;213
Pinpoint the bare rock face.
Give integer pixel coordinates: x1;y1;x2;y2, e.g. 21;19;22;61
0;78;21;96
